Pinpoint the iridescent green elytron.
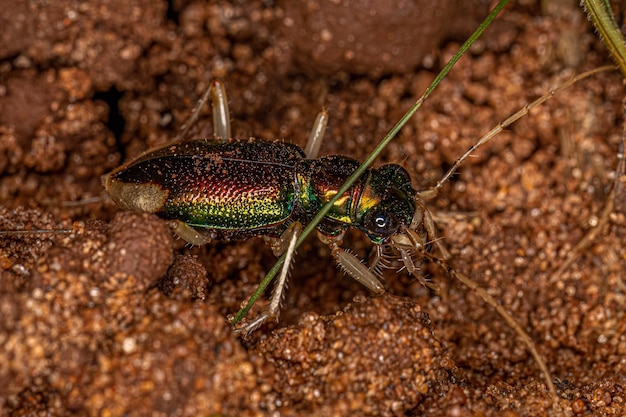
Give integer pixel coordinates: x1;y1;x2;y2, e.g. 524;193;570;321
105;138;421;246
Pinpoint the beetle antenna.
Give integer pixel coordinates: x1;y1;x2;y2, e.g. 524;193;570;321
430;66;615;197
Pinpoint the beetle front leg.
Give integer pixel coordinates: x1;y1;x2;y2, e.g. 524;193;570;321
317;231;385;294
239;222;302;334
410;197;450;260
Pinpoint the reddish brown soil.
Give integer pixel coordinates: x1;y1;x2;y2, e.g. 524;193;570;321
1;1;625;416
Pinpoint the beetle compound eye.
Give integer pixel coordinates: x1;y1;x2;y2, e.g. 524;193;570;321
365;209;399;237
374;214;387;229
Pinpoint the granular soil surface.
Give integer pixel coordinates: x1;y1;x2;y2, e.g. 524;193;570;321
1;1;625;416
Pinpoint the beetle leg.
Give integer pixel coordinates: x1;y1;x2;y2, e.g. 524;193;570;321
331;244;386;294
317;231;385;294
263;222;297;257
303;109;329;159
367;245;385;274
411;197;450;260
175;80;231;142
211;80;231;140
168;220;212;245
388;224;441;291
241;222;302;334
176;84;214;142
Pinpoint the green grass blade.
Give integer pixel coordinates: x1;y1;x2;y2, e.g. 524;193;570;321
582;0;626;76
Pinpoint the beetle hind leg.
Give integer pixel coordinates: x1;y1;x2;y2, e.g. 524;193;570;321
176;80;232;142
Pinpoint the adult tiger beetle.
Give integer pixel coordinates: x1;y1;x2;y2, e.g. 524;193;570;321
101;62;614;339
103;80;448;333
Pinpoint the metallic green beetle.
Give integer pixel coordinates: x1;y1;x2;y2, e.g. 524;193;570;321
103;81;445;333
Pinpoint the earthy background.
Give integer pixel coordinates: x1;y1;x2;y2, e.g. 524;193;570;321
0;0;624;415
